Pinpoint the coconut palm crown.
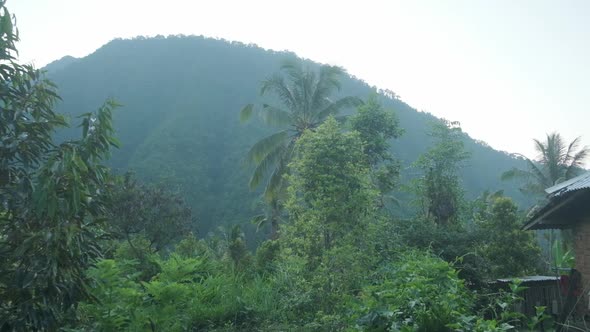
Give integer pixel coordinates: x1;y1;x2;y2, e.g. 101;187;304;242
502;132;588;195
240;59;362;202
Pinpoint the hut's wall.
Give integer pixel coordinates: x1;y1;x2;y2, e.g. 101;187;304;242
574;219;590;313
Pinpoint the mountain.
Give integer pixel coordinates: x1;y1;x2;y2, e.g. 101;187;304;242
46;35;530;235
43;55;79;74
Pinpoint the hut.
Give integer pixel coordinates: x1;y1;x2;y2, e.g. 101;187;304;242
492;276;561;317
523;171;590;320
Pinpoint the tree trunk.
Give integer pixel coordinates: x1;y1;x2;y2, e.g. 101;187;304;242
270;218;279;240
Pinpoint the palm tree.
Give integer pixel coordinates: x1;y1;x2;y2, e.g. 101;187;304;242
502;133;588;195
240;59;362;238
503;133;588;256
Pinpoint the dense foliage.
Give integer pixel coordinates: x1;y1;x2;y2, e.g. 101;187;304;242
106;172;193;252
0;3;119;328
0;1;573;330
240;60;362;237
45;32;533;235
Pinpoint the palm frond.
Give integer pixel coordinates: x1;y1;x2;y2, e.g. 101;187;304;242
501;167;532;181
564;136;582;164
263;161;287;202
506;134;588;194
249;143;286;190
544;133;565;182
301;70;316;117
571;147;589;169
519;182;546;196
280;59;305;82
533;138;548;164
240;104;254;123
565;144;589;179
526;159;551;187
314;96;363;122
244;59;356;207
246;130;289;164
263;142;294;202
260;74;296;110
311;65;344;111
261;104;292;127
280;59;311;115
250;214;268;232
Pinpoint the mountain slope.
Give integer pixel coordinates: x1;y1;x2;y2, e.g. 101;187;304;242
47;35;529;234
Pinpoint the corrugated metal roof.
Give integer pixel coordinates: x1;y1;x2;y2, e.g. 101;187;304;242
545;171;590;197
496;276;560;283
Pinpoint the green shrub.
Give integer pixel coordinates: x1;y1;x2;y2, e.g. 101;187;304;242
113;235;162;281
254;239;281;274
174;232;210;258
74;252;281;331
354;250;473;331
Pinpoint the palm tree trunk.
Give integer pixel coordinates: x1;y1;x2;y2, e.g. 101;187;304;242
270;218;279;240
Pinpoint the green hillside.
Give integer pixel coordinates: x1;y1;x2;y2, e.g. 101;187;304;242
47;35;529;234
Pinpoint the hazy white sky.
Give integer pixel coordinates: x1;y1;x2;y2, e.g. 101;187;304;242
11;0;590;159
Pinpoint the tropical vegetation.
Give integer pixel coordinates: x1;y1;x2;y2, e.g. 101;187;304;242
502;132;588;195
0;1;582;330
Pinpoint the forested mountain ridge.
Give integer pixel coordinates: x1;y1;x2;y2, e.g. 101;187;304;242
46;35;529;234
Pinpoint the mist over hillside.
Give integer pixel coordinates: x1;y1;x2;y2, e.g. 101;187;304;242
46;35;529;235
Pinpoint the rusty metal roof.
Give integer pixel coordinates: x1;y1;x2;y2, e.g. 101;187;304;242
545;171;590;197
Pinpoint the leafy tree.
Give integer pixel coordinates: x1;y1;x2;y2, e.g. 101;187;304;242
0;3;66;192
349;95;404;205
240;60;362;237
0;99;120;330
414;120;470;225
285;117;377;256
349;95;403;166
0;2;120;328
278;118;380;319
502;132;588;195
475;196;541;278
394;215;489;287
107;172;193;252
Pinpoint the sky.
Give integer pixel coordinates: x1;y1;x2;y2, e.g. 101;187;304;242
10;0;590;159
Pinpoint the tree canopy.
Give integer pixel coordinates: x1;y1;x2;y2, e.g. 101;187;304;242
502;132;588;195
0;3;120;328
241;60;362;200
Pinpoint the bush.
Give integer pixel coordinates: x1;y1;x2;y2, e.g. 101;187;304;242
394;216;490;288
174;232;210;258
254;239;281;273
74;253;279;331
354;250;473;331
